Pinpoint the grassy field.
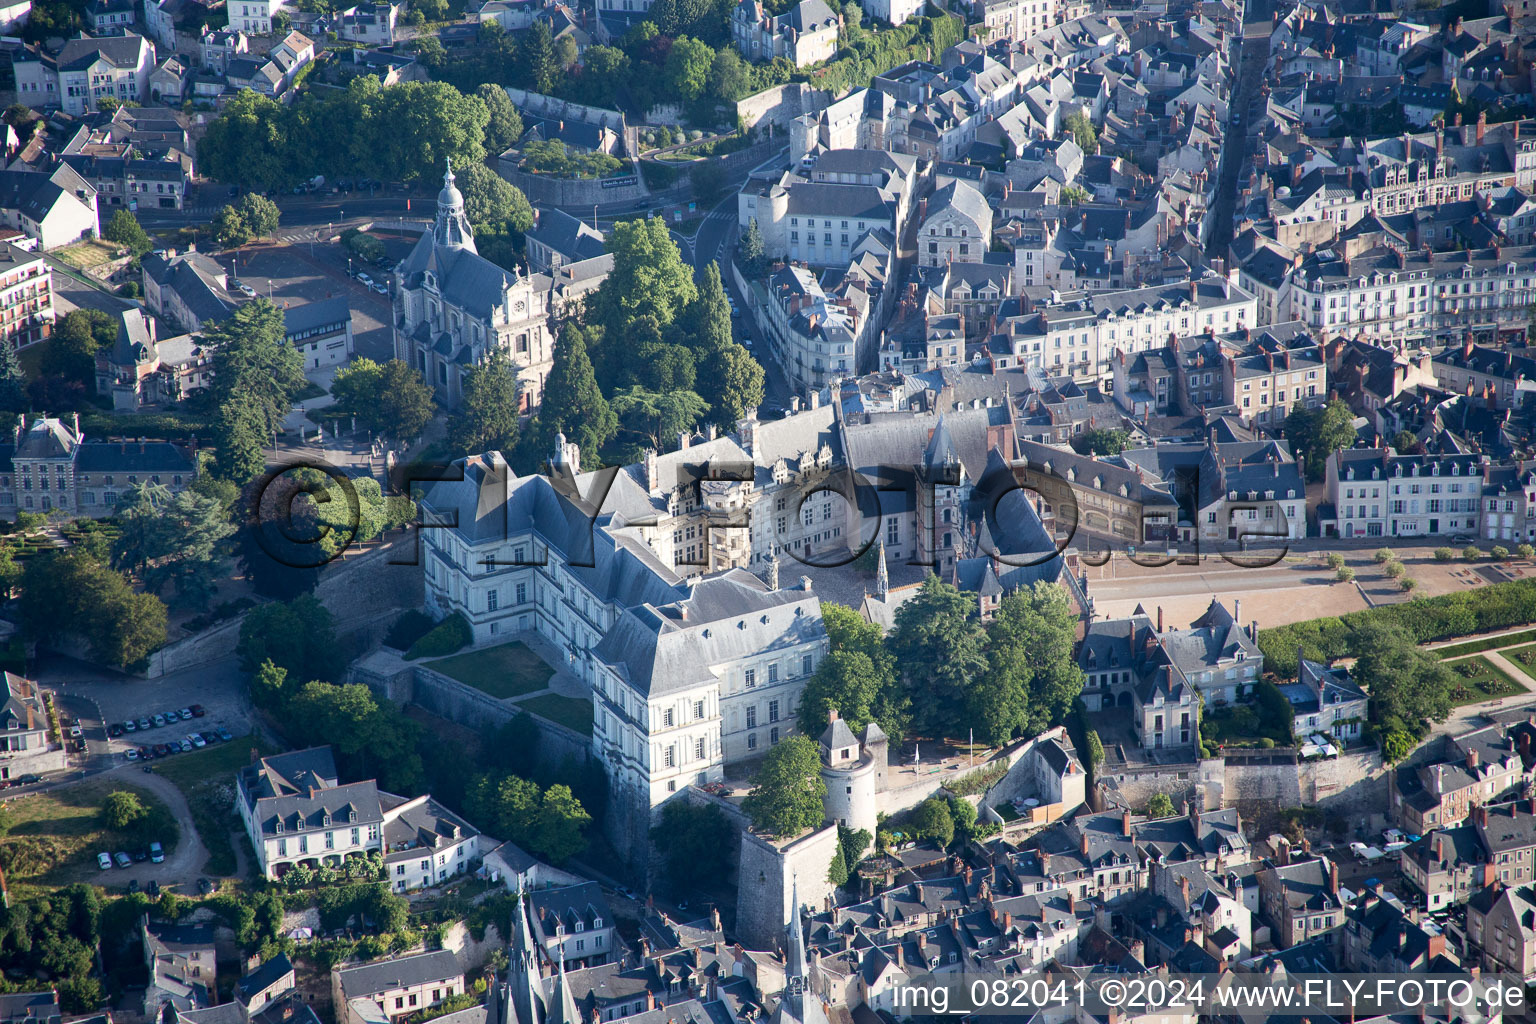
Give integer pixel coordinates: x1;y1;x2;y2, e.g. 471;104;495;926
428;642;554;700
153;736;279;877
0;777;177;897
516;693;593;735
1443;655;1528;707
53;239;120;270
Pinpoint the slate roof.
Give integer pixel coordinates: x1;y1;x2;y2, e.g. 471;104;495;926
0;993;61;1024
336;950;463;998
74;440;194;473
236;955;295;1005
238;746;384;837
0;673;42;733
283;296;351;337
526;209;606;264
57;33;152;72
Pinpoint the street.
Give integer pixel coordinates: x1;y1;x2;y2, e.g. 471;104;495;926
1204;0;1270;259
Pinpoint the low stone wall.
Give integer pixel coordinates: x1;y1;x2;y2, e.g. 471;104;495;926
495;161;649;208
401;663;592;767
143;614;247;678
441;921;505;974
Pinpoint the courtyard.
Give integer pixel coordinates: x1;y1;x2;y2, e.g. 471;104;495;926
425;641;554;700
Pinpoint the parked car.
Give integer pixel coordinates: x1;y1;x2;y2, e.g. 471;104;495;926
356;272;375;288
188;734;206;748
68;725;82;738
125;748;139;761
179;708;194;721
16;774;39;784
138;717;152;731
113;852;131;868
180;739;195;752
132;849;148;862
108;723;123;738
98;853;113;871
197;878;213;895
123;719;137;733
148;880;161;897
217;727;233;742
137;746;151;760
202;731;220;744
128;878;140;894
190;705;206;717
233;280;257;299
150;842;164;864
152;714;166;728
153;744;171;757
370;280;388;295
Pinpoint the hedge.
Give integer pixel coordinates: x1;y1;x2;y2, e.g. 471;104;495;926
1258;577;1536;678
404;611;473;660
1431;627;1536;660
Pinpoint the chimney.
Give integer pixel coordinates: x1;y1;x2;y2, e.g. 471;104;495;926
1476;804;1489;827
1467;747;1480;771
1122;811;1132;836
1329;859;1339;895
1157;606;1164;632
678;431;691;450
1081;832;1091;856
1180;874;1191;905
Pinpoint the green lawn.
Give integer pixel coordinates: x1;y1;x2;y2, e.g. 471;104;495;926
1443;655;1528;708
152;735;279;877
0;777;178;897
1500;643;1536;674
1434;629;1536;659
515;693;593;735
427;642;554;700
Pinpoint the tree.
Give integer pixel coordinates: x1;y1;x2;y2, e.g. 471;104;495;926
249;659;293;709
586;218;698;347
651;800;735;892
0;340;27;414
827;846;849;887
1072;428;1130;456
44;309;114;386
18;550;166;668
888;576;987;739
113;484;235;607
101;790;148;831
665;36;714;101
1064;111;1097;153
212;397;269;484
691;161;725;204
1285;399;1358;480
1349;618;1454;734
197;89;291;191
288;681;424;793
707;48;750;103
1083;728;1104;768
237;593;343;683
909;797;954;847
1391;429;1420;454
969;583;1084;744
612;386;709;451
456;161;534;233
476;83;525;154
519;22;559;93
1060;184;1091;205
1144;792;1175;818
529;784;590;863
372;360;436;445
206;299;306;442
739;217;768;273
236;192;280;239
533;324;618;460
797;602;909;741
103;209;153;256
213;203;254;248
1383;728;1415;762
838;824;871;870
687;261;733;355
448;349;521;458
701;343;765;430
742;736;826;838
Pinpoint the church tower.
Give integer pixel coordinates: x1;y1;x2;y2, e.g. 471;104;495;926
508;890;545;1024
771;877;828;1024
434;158;477;253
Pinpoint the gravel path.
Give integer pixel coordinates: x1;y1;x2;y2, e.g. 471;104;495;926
100;763;212;893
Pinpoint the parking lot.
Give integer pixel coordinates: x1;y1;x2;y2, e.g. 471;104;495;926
37;652;254;774
216;234;418;366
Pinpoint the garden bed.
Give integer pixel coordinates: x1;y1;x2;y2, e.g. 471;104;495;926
1442;655;1528;707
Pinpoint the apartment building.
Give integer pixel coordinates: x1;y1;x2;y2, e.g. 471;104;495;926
0;240;52;349
731;0;839;68
1325;448;1485;539
56;33;156;116
333;951;464;1024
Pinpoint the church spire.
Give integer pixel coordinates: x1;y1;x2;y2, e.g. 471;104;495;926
546;927;580;1024
434;158;477;253
875;540;888;602
785;875;807;987
508;890;544;1024
770;877;827;1024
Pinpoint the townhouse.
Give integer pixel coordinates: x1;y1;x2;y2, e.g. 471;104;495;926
1325;448;1490;540
333;951;465;1024
731;0;839;68
0;672;66;781
1257;854;1345;948
0;165;99;252
919;179;993;268
55;33;157;116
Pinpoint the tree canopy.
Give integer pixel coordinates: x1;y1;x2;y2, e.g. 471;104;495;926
742;736;826;838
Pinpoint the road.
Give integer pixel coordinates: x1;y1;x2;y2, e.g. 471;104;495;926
100;762;214;890
1204;0;1271;259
